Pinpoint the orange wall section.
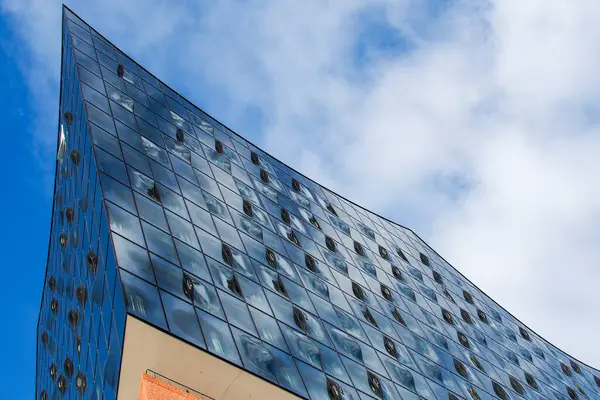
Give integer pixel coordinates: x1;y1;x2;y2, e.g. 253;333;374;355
138;373;205;400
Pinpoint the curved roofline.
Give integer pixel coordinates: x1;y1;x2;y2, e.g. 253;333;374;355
62;4;599;373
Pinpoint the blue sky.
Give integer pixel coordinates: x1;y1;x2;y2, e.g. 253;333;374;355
2;1;600;397
0;17;51;398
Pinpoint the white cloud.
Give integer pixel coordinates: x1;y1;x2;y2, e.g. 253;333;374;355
4;0;600;367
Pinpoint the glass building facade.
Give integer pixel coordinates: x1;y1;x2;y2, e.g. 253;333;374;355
37;6;600;400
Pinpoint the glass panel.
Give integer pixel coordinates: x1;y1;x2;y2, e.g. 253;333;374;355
266;344;308;397
105;202;144;247
119;270;166;329
175;240;210;282
231;327;276;382
134;192;168;232
165;210;199;249
160;291;205;349
196;309;241;365
191;277;224;319
100;174;135;214
112;234;154;283
218;290;257;336
152;254;185;300
248;308;288;352
141;221;178;265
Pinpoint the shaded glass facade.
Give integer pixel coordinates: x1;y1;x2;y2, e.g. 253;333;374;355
37;6;600;400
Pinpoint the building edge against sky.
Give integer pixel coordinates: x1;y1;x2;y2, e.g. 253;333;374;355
36;5;600;400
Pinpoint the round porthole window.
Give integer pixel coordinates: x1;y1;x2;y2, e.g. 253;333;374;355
354;241;365;256
396;248;408;262
64;110;74;126
59;233;68;248
326;378;342;400
76;285;87;306
305;253;317;273
287;230;300;246
363;308;378;327
525;372;538;389
454;359;467;379
326;203;337;216
49;363;57;379
457;331;470;349
266;248;276;267
378;245;389;260
561;363;572;377
222;244;233;266
57;376;67;394
510;377;525;395
470;354;483;371
227;276;244;298
260;168;269;183
291;178;301;192
381;284;393;301
442;309;454;325
86;251;98;274
477;309;488;323
367;371;383;398
70;149;80;166
492;382;508;400
64;357;74;378
392;307;406;326
293;306;307;331
461;309;473;324
183;275;195;301
566;387;578;400
242;200;253;217
65;207;75;223
48;277;56;292
463;290;474;304
148;182;161;202
75;371;87;394
68;309;81;328
281;208;291;224
50;298;59;315
325;236;336;252
467;386;480;400
519;326;531;341
274;276;289;298
176;128;184;143
570;360;581;374
309;215;321;229
215;140;224;154
352;282;365;301
383;336;397;358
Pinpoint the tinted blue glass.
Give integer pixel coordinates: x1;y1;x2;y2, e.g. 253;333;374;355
112;233;154;283
231;327;276;382
38;10;600;400
120;270;166;329
160;291;206;349
196;310;241;365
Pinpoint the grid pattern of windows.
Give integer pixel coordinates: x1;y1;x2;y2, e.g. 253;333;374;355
37;6;600;400
36;14;126;400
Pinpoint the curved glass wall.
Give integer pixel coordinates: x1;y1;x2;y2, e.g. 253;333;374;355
38;6;600;400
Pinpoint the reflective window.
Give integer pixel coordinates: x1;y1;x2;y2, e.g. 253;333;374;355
38;13;600;400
